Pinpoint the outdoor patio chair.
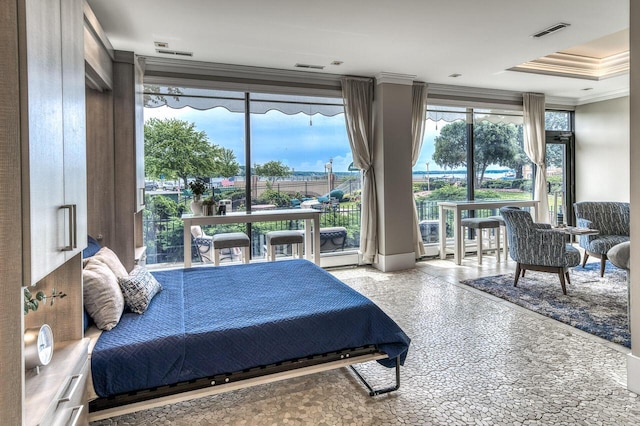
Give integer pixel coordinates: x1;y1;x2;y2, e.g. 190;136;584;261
191;226;244;264
191;225;214;263
500;207;581;295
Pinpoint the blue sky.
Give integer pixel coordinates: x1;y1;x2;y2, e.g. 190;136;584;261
145;105;443;174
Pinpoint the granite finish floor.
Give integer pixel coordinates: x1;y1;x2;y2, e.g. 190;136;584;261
91;257;640;425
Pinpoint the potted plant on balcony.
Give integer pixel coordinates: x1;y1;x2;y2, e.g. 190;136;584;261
189;180;206;216
202;196;216;216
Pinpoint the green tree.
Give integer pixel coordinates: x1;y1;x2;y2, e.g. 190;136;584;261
545;111;570;131
259;188;291;207
214;147;241;178
254;160;291;182
433;121;517;186
544;111;569;168
546;144;563;168
502;126;528;179
144;118;220;188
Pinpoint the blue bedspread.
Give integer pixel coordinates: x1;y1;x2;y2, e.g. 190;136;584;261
91;260;410;397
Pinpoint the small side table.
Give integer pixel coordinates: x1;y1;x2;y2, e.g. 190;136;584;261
553;226;600;237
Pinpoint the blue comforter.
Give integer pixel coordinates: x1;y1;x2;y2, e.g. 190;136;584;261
91;260;410;397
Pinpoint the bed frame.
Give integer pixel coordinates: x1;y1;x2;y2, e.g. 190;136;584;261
89;345;401;421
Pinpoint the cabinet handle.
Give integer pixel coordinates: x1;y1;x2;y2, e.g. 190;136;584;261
71;203;77;249
140;187;146;206
60;205;74;251
67;405;84;426
57;373;82;404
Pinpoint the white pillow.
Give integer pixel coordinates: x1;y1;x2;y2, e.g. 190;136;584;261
118;266;163;314
83;260;124;330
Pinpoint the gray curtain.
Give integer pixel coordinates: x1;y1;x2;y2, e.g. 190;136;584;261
411;83;428;258
341;77;377;264
523;92;550;223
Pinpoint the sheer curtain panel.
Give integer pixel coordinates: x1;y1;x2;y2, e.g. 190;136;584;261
523;92;550;223
411;82;428;258
341;77;377;264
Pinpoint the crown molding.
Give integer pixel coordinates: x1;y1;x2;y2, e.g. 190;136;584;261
142;56;344;88
375;72;416;85
427;83;524;105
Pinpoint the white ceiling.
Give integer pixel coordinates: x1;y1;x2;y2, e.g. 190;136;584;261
86;0;630;105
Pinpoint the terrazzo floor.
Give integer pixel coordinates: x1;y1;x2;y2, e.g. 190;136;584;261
91;256;640;425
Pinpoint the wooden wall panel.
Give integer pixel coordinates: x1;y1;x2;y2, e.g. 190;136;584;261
85;87;115;247
24;254;84;342
112;51;137;272
0;0;26;422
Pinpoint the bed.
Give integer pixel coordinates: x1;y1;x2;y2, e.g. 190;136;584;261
87;259;410;420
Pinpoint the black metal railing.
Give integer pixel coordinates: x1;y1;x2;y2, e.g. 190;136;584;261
143;204;366;265
142;200;527;265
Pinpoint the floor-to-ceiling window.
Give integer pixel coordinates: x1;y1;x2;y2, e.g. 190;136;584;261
413;103;574;253
141;85;358;265
413;105;532;252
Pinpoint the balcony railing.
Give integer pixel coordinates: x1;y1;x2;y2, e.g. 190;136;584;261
142;200;521;265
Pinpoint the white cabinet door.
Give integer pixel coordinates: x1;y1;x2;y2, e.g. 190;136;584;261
61;0;87;260
24;0;86;284
24;0;66;285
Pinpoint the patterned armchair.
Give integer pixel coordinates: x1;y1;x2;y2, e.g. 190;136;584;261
500;207;581;295
573;201;630;277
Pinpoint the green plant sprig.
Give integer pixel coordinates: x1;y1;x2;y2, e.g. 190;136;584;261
24;288;67;315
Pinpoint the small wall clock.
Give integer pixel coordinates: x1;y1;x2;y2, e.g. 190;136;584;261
24;324;54;372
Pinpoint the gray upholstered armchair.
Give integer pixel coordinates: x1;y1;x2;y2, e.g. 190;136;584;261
573;201;630;277
500;207;581;295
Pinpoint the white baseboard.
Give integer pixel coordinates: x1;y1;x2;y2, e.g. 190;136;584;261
373;252;415;272
422;244;439;258
320;251;359;268
627;352;640;394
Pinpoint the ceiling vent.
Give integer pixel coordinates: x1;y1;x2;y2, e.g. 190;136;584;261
156;49;193;57
532;23;571;38
294;63;325;70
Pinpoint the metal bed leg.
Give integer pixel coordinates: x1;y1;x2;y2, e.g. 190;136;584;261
349;357;401;396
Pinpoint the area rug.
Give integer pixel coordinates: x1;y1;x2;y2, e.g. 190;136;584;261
460;262;630;348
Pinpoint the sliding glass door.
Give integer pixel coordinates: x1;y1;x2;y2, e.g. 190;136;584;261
142;85;358;265
545;110;574;226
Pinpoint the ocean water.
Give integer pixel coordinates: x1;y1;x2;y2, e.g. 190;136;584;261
412;169;515;180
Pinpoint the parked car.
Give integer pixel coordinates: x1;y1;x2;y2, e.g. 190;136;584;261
145;180;159;191
163;181;179;191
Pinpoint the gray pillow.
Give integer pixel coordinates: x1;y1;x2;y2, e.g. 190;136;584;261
83;260;124;330
118;266;163;314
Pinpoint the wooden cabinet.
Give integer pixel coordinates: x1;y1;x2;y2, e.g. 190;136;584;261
24;339;89;426
22;0;87;285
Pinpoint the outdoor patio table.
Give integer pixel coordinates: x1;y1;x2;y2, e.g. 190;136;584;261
438;200;540;265
182;208;321;267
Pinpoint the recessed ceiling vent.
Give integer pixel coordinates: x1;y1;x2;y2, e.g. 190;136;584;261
156;49;193;57
294;63;325;70
532;23;571;38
